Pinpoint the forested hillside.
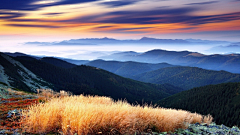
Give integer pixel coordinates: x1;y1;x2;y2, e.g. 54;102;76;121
157;82;240;127
86;60;175;78
0;53;52;92
39;57;77;69
132;66;240;90
15;56;181;104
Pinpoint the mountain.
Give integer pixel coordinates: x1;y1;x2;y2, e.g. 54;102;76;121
60;58;89;65
207;43;240;54
66;51;112;61
4;52;91;66
86;59;176;78
139;37;190;44
157;82;240;127
99;49;199;63
4;52;41;59
14;56;181;104
185;38;231;45
132;66;240;90
99;51;140;61
0;53;52;92
39;57;77;69
99;49;240;73
4;52;30;57
25;37;230;46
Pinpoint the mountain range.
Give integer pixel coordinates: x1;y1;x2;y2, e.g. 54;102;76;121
6;49;240;74
84;60;240;90
0;52;182;104
99;49;240;73
86;59;176;78
2;51;240;127
3;52;240;91
25;37;231;46
4;52;89;65
131;66;240;90
206;43;240;54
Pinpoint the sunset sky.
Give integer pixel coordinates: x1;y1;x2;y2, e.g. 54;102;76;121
1;0;240;58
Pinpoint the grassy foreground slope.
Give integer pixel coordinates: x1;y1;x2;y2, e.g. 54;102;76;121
15;56;179;104
22;93;212;134
0;87;213;134
132;66;240;90
157;82;240;127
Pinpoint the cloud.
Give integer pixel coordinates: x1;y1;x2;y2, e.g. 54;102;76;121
6;24;62;28
100;0;138;7
42;12;64;16
175;27;199;30
185;12;240;25
93;29;148;34
185;1;219;5
0;0;53;11
0;0;100;11
116;27;153;31
0;12;24;19
52;0;99;5
91;25;152;34
68;7;196;24
65;7;240;26
96;26;113;29
7;18;46;22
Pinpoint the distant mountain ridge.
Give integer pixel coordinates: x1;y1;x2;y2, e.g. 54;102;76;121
25;37;231;46
207;43;240;54
5;50;240;74
84;59;240;90
86;59;176;78
99;49;240;73
131;66;240;90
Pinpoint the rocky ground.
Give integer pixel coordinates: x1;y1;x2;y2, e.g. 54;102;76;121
0;84;39;134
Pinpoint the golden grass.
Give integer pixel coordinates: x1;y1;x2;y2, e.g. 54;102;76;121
37;89;72;99
6;88;30;96
21;94;213;134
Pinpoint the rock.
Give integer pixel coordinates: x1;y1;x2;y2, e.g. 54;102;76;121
7;109;22;118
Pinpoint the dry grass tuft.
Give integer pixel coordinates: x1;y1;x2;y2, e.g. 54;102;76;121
37;89;72;99
6;88;30;96
21;95;213;134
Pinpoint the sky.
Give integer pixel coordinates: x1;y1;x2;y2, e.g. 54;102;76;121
0;0;240;59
